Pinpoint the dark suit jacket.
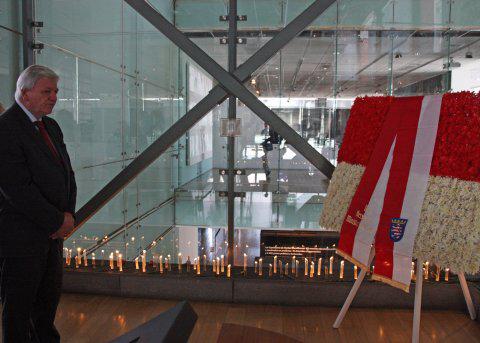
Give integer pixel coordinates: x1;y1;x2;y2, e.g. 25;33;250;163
0;103;77;257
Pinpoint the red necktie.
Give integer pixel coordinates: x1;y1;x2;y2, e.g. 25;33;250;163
35;121;61;162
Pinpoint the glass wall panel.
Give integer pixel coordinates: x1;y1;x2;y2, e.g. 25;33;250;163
450;0;480;29
0;27;21;106
393;0;449;30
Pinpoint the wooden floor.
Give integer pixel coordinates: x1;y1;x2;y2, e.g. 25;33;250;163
47;293;480;342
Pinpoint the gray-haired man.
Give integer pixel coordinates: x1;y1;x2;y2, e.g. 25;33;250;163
0;65;77;342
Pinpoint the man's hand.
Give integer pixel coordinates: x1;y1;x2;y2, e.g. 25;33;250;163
50;212;75;240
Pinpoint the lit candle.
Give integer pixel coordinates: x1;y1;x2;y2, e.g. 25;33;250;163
227;264;231;278
317;257;322;276
83;250;88;267
203;254;207;272
424;261;429;280
216;257;220;276
212;258;216;273
254;261;258;274
310;261;314;278
109;253;114;270
340;260;345;279
115;250;119;268
304;258;308;276
445;268;449;282
435;265;440;282
77;248;82;266
75;254;79;269
221;255;225;273
285;263;289;276
101;250;105;266
354;265;358;280
167;254;172;271
292;256;296;274
411;261;415;281
243;253;247;275
186;256;191;272
92;253;96;267
279;260;283;275
329;256;334;275
178;253;182;272
142;250;146;273
159;255;163;273
193;258;197;271
196;257;201;275
67;249;72;266
273;256;277;274
134;257;139;270
259;258;263;276
118;254;123;272
269;263;272;277
295;260;299;277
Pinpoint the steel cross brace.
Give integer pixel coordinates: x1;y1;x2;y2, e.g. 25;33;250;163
73;0;336;229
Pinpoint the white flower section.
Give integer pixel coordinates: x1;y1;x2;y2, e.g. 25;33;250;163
321;163;480;274
319;162;364;232
414;176;480;275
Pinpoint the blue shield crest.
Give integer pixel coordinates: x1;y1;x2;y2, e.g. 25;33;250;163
389;218;408;242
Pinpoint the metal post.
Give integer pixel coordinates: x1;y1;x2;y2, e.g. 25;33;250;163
22;0;35;68
227;0;237;267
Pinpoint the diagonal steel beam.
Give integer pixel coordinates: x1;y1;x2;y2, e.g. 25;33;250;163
74;0;336;229
127;0;335;177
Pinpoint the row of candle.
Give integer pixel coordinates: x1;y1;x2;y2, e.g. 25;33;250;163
64;249;451;282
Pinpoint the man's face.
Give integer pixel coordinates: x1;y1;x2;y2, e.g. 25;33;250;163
21;77;58;117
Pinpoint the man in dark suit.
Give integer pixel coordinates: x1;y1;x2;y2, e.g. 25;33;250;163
0;65;77;342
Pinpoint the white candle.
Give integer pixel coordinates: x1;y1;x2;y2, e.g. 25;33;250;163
292;256;296;274
259;258;263;276
273;256;277;274
435;265;440;282
203;254;207;272
304;258;308;276
279;260;283;275
193;258;197;270
159;255;163;273
142;250;146;273
227;264;231;278
243;253;247;274
197;257;201;275
178;253;182;272
269;263;272;277
310;261;314;278
221;255;225;273
411;261;415;281
285;263;289;276
109;253;114;270
92;253;96;267
212;258;216;273
77;248;82;266
329;256;334;275
254;261;258;274
340;260;344;279
135;257;139;270
295;260;299;277
424;261;429;280
317;257;322;276
354;265;358;280
216;257;220;275
118;254;123;272
83;250;88;267
445;268;449;282
167;254;172;271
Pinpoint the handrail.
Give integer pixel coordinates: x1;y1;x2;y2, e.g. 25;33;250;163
82;196;174;256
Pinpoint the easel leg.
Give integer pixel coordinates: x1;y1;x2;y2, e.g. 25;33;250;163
333;250;374;329
458;273;477;320
412;261;423;343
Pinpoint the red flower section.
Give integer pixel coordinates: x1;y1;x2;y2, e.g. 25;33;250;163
338;96;392;165
338;92;480;182
431;92;480;182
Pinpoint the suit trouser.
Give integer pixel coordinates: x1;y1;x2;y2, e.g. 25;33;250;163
0;240;63;343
